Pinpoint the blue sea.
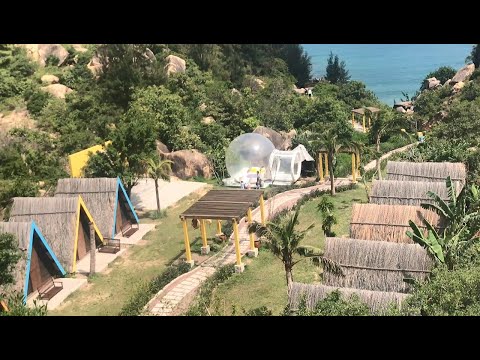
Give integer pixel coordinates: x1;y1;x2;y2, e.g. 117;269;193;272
302;44;473;106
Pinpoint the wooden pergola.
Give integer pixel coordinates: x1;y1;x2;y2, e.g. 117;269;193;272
179;190;266;272
317;148;361;184
352;107;380;133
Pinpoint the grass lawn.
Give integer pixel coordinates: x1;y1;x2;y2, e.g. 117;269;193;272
209;184;368;315
51;188;223;316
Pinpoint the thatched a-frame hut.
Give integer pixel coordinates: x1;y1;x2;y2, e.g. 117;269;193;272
323;237;433;293
0;221;66;302
350;203;445;243
9;196;104;273
54;177;139;238
288;283;408;314
369;180;458;206
386;161;466;184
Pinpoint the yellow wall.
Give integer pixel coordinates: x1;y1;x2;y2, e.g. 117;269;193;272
68;141;111;178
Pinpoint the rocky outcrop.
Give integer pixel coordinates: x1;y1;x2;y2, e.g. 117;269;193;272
156;140;170;154
293;85;306;95
201;116;215;125
144;48;156;62
249;78;265;91
40;84;73;99
453;81;465;93
22;44;69;67
451;64;475;84
72;44;88;53
0;110;36;135
164;55;186;76
393;101;413;114
40;74;59;84
423;77;441;90
395;106;407;113
444;79;452;87
87;55;103;77
198;103;207;112
164;149;212;179
253;126;296;150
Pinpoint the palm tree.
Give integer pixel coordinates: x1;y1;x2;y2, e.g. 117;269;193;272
406;177;480;269
317;197;337;237
249;207;341;287
146;157;173;215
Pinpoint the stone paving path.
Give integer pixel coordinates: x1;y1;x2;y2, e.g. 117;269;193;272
147;179;350;316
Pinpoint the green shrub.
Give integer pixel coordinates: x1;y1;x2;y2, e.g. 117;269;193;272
292;290;372;316
26;90;51;117
0;292;48;316
119;262;191;316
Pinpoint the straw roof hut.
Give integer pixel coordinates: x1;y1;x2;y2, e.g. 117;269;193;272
54;177;139;238
288;282;408;314
0;221;65;302
386;161;466;184
350;203;445;243
9;197;104;273
369;180;458;206
323;237;433;293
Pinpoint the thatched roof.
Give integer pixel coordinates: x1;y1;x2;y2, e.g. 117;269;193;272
369;180;458;206
288;283;408;314
54;177;139;238
350;203;445;243
0;221;65;299
386;161;466;184
323;237;433;293
9;197;103;273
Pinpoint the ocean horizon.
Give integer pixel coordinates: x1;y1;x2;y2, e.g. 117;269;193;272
303;44;472;106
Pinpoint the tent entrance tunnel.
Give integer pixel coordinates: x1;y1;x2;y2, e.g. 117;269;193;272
269;145;314;185
179;190;266;272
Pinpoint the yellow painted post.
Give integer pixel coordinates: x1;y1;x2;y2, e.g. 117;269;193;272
362;114;366;133
318;153;324;182
216;220;222;234
260;195;266;225
182;218;192;262
247;208;255;251
351;153;356;183
200;220;208;248
356;151;361;176
233;219;242;266
368;115;371;128
324;153;329;177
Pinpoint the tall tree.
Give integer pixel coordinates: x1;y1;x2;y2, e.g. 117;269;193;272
466;44;480;68
249;207;341;287
0;233;21;286
325;52;351;84
146;157;173;215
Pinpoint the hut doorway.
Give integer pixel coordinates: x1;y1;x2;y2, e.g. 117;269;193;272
115;191;138;237
27;234;61;295
76;207;102;260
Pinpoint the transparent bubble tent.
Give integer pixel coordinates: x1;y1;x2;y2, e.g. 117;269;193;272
223;133;313;187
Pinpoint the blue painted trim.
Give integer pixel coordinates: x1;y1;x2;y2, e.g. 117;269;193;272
32;222;66;276
23;225;35;304
117;177;140;224
111;180;120;238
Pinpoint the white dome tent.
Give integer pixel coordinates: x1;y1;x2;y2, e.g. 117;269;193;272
268;145;314;185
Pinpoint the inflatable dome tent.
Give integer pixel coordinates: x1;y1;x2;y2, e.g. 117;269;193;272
223;133;314;187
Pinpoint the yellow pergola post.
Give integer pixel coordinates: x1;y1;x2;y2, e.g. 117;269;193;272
368;114;371;128
324;153;329;177
247;208;258;257
200;220;209;254
318;153;324;182
351;112;355;127
232;218;244;272
351;153;357;183
216;220;222;234
356;151;361;176
181;218;193;266
260;195;266;225
362;114;366;133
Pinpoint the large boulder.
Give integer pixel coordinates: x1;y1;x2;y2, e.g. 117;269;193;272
280;129;297;150
451;64;475;84
41;74;59;84
395;106;407;113
87;55;103;77
156;140;170;154
40;84;73;99
249;78;265;91
453;81;465;93
22;44;69;67
72;44;88;53
253;126;284;149
444;79;452;87
202;116;215;125
423;77;441;90
164;55;186;76
164;149;212;179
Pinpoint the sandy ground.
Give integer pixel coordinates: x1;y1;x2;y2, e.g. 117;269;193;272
130;178;207;211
